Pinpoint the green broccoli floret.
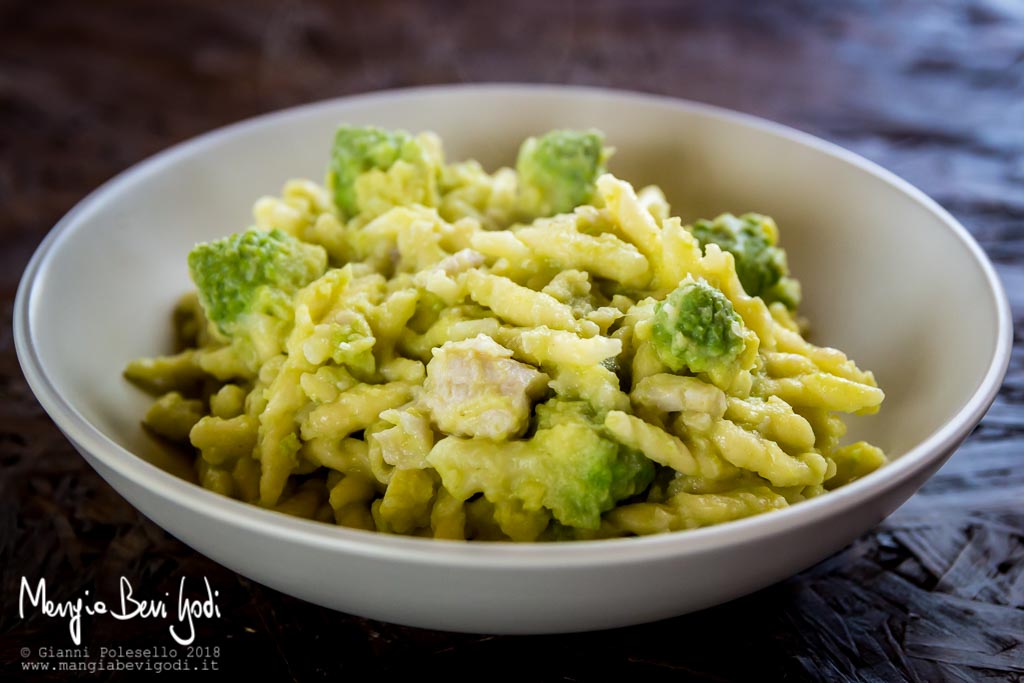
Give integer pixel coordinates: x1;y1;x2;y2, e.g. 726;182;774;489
187;228;327;335
327;125;434;217
689;213;801;308
530;421;653;529
534;397;600;430
651;277;745;380
516;129;609;216
428;401;654;531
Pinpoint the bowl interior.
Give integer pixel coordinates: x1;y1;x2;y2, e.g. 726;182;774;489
26;86;1002;486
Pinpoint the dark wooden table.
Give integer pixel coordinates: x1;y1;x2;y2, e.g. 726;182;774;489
2;1;1022;680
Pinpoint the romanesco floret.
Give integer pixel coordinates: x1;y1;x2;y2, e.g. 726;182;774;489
187;228;327;335
651;277;745;378
516;129;608;217
328;125;434;217
428;400;654;531
689;213;801;308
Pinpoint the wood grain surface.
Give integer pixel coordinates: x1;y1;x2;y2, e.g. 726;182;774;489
1;1;1022;680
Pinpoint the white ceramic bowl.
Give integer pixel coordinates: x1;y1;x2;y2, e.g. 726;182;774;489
15;85;1012;633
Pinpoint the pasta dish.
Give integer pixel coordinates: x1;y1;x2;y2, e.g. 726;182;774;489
125;127;885;541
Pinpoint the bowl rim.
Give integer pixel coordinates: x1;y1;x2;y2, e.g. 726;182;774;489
14;82;1013;568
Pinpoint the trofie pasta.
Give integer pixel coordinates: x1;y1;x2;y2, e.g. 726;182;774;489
125;127;886;541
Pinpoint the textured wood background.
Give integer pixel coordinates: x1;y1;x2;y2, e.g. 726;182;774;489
2;0;1022;680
